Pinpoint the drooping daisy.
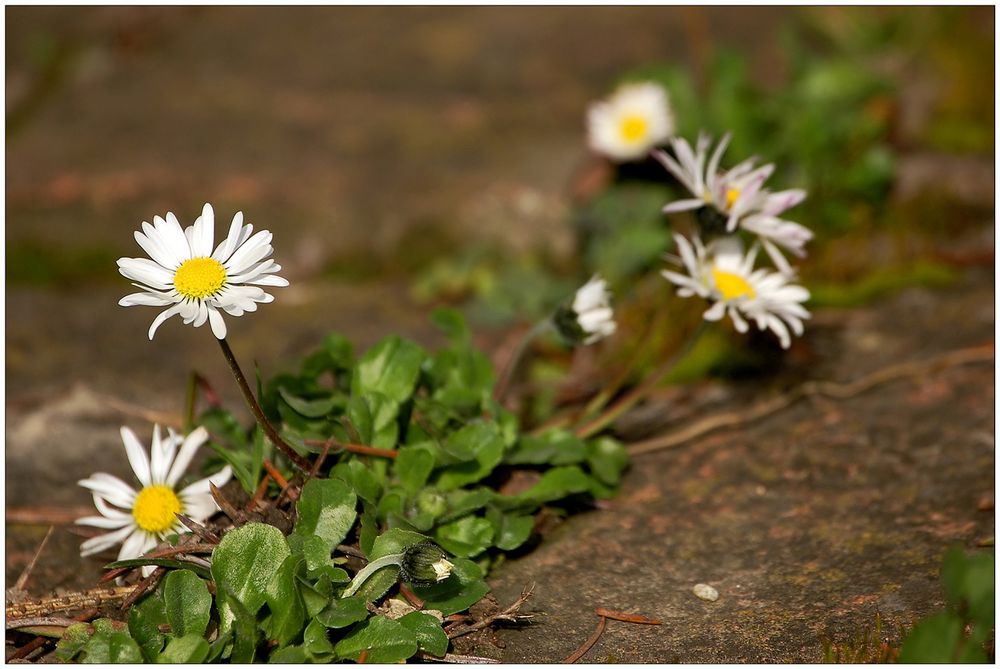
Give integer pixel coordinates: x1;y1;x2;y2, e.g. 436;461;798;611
554;275;617;345
655;133;812;273
654;133;774;232
587;82;675;162
662;234;810;349
118;203;289;340
77;425;232;574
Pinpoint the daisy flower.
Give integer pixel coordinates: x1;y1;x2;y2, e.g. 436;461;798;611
654;133;773;231
554;275;617;345
587;82;675;162
662;234;810;349
738;190;812;275
655;133;812;273
77;425;232;575
118;203;289;340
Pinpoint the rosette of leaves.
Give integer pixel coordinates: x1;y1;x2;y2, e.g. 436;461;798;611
66;308;628;662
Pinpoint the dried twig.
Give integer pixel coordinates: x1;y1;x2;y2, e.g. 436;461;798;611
593;607;661;625
6;586;134;619
561;614;606;663
303;438;399;459
121;567;165;609
262;460;290;490
7;609;97;660
6;506;93;526
629;344;994;456
209;482;246;525
446;583;535;640
13;526;55;593
415;652;500;664
175;513;220;544
247;472;272;512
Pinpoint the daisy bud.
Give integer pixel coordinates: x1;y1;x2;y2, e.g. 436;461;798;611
400;542;455;586
554;275;617;346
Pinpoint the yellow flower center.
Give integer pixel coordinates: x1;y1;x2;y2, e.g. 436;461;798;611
712;268;756;301
724;187;741;210
619;115;649;143
173;257;226;300
132;485;182;534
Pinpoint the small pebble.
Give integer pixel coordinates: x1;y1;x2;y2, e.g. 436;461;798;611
692;583;719;602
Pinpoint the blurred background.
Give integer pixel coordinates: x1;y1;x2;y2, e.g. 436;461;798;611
5;5;994;615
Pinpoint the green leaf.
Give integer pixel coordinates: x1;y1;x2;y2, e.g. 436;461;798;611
127;594;167;662
162;569;211;639
211;523;291;637
55;622;92;662
103;558;210;579
158;634;210;663
506;429;587;466
586;436;630;485
302;618;336;661
278;386;338;418
434;516;494;558
899;611;963;662
359;503;379;557
334;615;419;663
347;392;401;450
507;465;592;507
435;422;505;490
395;443;436;493
329;459;382;504
398;611;449;657
355;529;430;602
439;488;495;524
411;557;490;616
352;336;425;403
264;555;306;647
81;619;143;663
317;596;369;629
941;546;994;629
293;478;358;552
487;509;535;551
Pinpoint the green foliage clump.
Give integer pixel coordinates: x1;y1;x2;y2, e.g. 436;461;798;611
59;308;627;663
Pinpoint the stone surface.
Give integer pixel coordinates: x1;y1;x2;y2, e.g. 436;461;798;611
485;271;994;662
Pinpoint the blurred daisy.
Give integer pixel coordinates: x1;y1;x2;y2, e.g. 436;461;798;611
118;203;288;340
77;425;231;575
554;275;617;345
662;234;810;349
587;82;675;162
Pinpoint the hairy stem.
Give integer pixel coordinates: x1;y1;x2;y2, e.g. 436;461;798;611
575;321;707;439
341;553;404;598
216;337;311;472
494;318;553;402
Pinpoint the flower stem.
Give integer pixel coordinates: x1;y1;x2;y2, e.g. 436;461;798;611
216;337;311;472
341;553;404;598
494;318;553;402
577;305;670;422
575;321;707;439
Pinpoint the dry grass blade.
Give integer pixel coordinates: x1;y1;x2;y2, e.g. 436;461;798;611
175;513;220;543
561;614;606;663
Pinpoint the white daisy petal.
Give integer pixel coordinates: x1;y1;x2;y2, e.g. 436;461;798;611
147;303;185;340
118;529;155;562
76;515;132;530
207;307;227;340
167;427;210;487
81;525;138;558
120;426;152;487
79;473;137;508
